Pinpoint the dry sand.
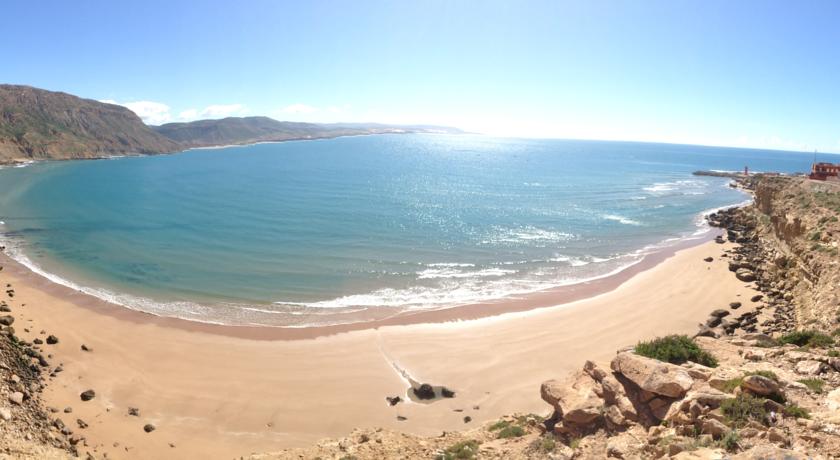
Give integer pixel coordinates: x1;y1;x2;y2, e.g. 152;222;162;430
0;239;759;459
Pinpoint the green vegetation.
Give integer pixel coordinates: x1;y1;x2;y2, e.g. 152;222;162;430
797;378;825;394
828;350;839;358
721;394;767;427
489;419;526;439
569;438;581;449
783;404;810;419
538;436;556;453
497;425;526;439
437;440;481;460
778;330;835;348
634;335;718;367
720;430;740;452
814;191;840;214
809;231;822;241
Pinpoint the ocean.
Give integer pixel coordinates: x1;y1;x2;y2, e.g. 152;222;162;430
0;134;822;326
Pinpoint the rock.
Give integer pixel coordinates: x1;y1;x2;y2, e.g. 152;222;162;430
463;416;471;423
736;269;756;282
648;397;674;420
705;316;722;328
701;418;728;439
412;384;435;400
729;302;742;309
440;387;455;398
63;407;72;413
828;388;840;411
703;257;714;262
76;418;88;429
610;352;693;398
750;294;764;302
541;373;603;425
0;315;13;326
80;390;95;401
741;375;780;396
9;392;23;405
795;360;826;375
80;344;92;352
385;396;401;406
143;423;156;433
33;338;43;345
694;326;718;338
46;335;59;345
0;407;11;421
709;309;730;318
767;427;787;445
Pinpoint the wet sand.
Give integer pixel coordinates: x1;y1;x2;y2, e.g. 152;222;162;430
0;238;759;459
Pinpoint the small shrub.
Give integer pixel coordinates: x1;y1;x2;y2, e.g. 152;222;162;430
635;335;718;367
832;328;840;337
438;440;481;460
747;370;779;381
722;377;743;393
784;404;810;419
488;420;510;431
569;437;581;449
765;391;787;404
720;430;740;452
828;350;839;358
778;330;835;348
721;394;767;427
497;425;526;439
539;436;555;452
797;378;825;394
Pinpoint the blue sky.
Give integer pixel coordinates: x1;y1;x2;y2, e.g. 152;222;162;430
3;0;840;152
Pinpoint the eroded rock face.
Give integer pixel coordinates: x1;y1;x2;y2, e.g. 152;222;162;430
540;372;603;425
610;352;693;398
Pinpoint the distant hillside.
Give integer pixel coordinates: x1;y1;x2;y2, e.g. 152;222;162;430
0;85;180;163
153;116;463;148
0;84;464;164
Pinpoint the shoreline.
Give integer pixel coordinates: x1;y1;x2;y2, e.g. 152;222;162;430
0;233;762;459
0;227;721;340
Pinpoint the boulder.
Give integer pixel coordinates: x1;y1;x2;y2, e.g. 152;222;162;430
610;352;693;398
8;392;23;405
729;302;742;309
701;418;728;439
750;294;763;302
709;309;730;318
540;372;603;425
80;390;96;402
412;384;435;400
0;407;11;421
143;423;156;433
46;335;59;345
741;375;779;396
703;257;713;262
0;316;13;326
735;269;756;282
795;360;826;375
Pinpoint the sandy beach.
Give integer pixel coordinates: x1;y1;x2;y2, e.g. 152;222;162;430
0;238;759;459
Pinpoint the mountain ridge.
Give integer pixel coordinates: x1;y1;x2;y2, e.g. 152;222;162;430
0;84;464;164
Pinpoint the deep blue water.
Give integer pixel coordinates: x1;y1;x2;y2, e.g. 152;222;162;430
0;134;824;325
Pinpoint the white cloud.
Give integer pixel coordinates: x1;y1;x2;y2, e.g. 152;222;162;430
101;99;172;125
282;103;318;114
178;109;199;120
199;104;247;118
102;100;249;125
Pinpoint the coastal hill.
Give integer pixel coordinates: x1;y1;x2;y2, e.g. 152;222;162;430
151;117;462;148
0;84;464;163
0;85;180;162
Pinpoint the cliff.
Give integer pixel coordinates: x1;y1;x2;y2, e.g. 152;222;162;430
0;85;180;163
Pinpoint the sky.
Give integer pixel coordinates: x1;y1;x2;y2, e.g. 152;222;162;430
2;0;840;153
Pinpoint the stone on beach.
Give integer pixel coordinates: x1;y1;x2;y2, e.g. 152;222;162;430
80;389;96;401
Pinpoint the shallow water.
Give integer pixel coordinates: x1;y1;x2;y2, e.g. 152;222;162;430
0;134;824;326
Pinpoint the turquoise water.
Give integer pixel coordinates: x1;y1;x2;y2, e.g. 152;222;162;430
0;134;822;326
